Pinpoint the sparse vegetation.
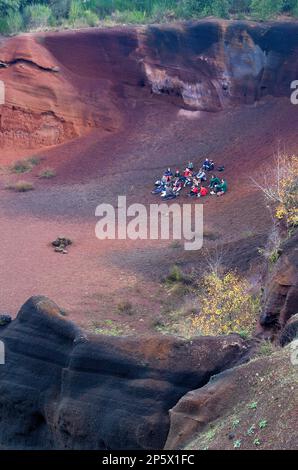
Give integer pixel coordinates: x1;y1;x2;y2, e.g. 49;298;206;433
117;300;135;316
258;419;268;429
258;340;276;356
247;424;256;435
232;418;240;429
6;180;34;192
91;319;131;336
39;167;56;179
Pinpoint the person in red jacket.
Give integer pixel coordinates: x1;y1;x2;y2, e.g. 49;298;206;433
198;185;208;197
188;184;199;197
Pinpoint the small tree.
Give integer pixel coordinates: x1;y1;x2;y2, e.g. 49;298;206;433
251;151;298;228
192;271;258;336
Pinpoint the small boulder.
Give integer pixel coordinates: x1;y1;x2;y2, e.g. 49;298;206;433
52;236;72;254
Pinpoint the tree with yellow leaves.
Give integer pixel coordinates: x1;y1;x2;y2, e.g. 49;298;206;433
251;152;298;228
192;271;259;336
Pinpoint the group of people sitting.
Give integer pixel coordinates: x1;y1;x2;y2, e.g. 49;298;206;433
152;158;228;200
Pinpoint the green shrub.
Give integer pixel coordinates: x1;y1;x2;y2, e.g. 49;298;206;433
83;9;99;26
23;3;52;29
250;0;284;19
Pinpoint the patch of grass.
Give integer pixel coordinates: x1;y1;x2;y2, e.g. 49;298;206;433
205;429;216;441
91;319;128;337
10;157;41;174
6;181;34;192
39;167;56;179
258;340;276;357
238;329;251;340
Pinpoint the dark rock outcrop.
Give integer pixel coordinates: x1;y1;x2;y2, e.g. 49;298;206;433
139;21;298;110
280;313;298;346
259;231;298;341
0;296;249;450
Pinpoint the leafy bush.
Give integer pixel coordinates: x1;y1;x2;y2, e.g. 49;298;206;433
192;271;259;336
23;3;52;29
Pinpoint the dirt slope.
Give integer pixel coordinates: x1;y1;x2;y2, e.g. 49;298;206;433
166;346;298;450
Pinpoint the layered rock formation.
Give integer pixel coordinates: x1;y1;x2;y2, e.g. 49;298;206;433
139;21;298;110
0;296;249;450
259;230;298;342
1;20;298;150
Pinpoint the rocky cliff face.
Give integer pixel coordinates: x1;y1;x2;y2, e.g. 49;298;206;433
0;296;249;450
1;20;298;150
259;230;298;343
139;20;298;110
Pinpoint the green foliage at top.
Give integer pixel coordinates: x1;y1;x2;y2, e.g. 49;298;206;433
1;0;298;35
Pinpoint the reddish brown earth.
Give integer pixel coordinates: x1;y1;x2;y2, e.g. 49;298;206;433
0;21;298;334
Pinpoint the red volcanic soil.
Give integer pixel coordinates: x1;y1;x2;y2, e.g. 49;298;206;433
1;25;298;333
